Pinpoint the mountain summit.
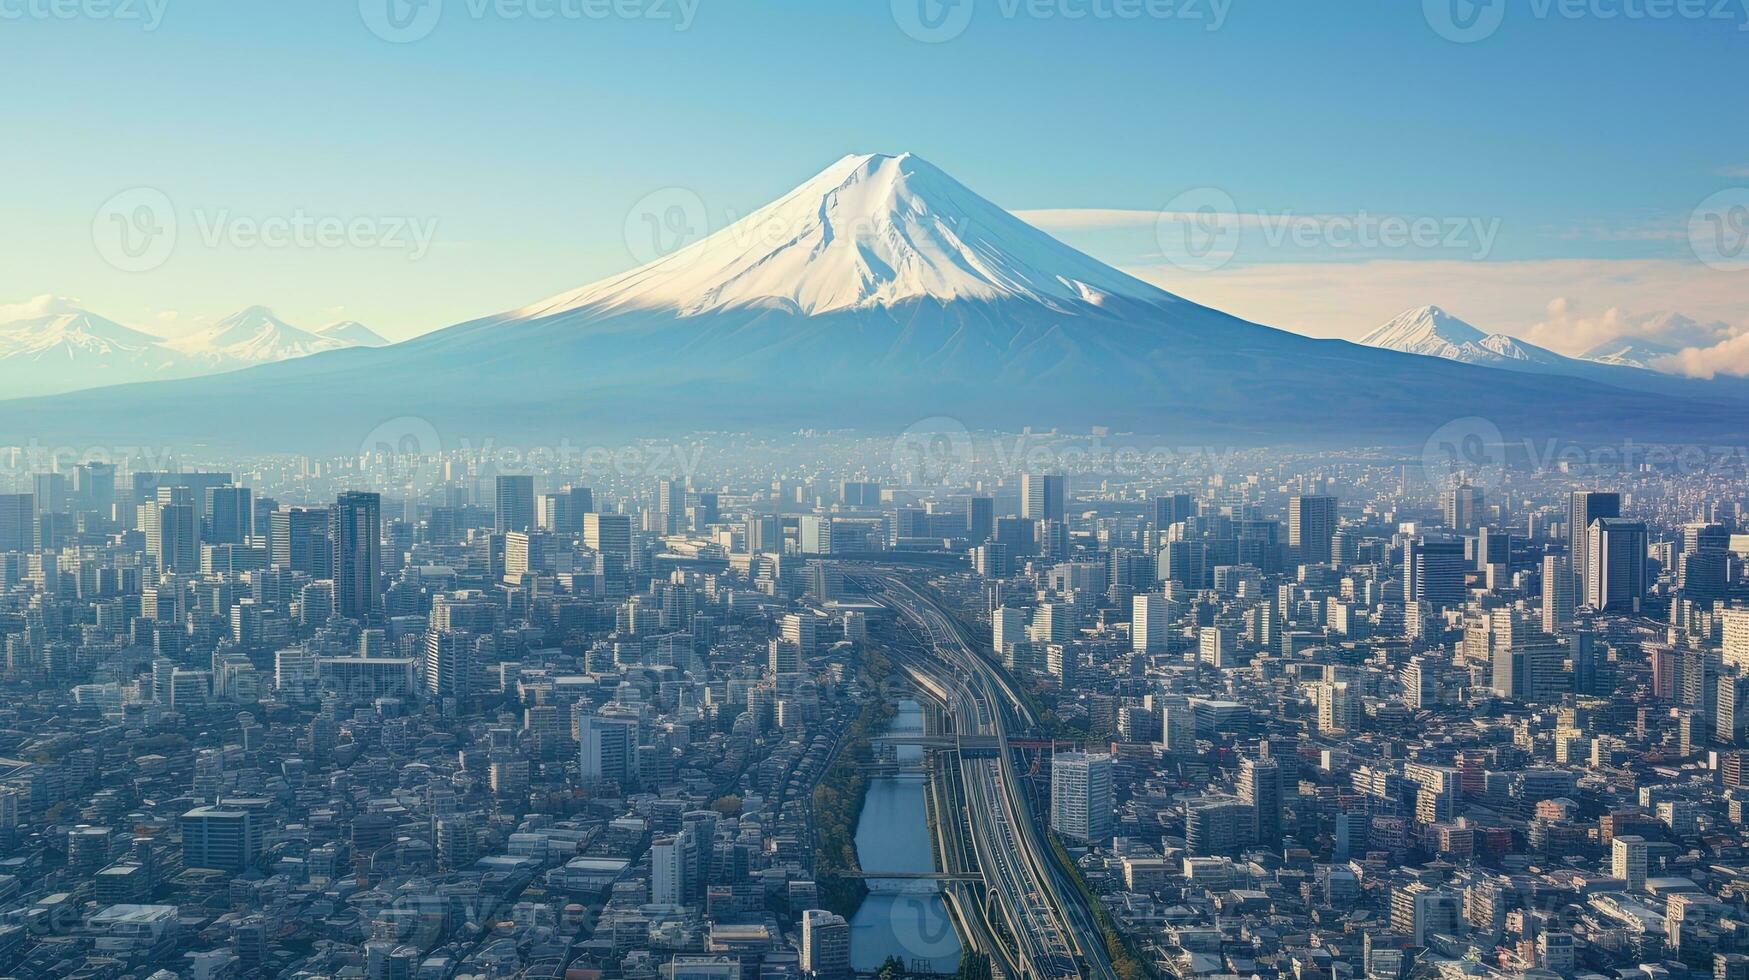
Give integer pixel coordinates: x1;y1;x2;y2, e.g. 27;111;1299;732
516;152;1173;321
3;153;1742;449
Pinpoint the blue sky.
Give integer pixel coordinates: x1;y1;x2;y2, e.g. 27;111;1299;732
2;0;1745;362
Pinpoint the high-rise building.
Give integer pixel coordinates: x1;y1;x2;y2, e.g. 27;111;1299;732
1404;537;1466;611
143;498;199;574
205;485;253;545
423;630;472;705
1153;493;1194;533
1570;491;1621;599
1132;593;1171;653
271;507;332;576
1586;518;1646;613
1050;751;1114;843
1021;473;1066;523
651;836;684;905
1612;835;1648;890
0;494;32;552
1238;756;1282;842
181;806;261;874
966;495;994;544
1441;484;1484;533
1288;495;1337;565
330;491;382;620
799;910;850;978
495;475;536;533
1541;554;1574;632
579;714;637;786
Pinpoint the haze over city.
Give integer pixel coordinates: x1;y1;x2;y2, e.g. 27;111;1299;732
2;5;1749;980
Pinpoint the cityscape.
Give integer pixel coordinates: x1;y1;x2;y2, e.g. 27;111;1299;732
5;4;1749;980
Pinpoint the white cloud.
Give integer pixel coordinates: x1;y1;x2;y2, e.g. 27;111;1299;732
1717;165;1749;178
1654;334;1749;378
1523;299;1735;355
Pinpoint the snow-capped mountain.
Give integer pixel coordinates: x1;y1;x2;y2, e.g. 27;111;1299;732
1359;306;1567;367
3;153;1743;449
1579;336;1680;370
315;320;388;348
0;297;384;396
164;306;368;366
0;295;191;396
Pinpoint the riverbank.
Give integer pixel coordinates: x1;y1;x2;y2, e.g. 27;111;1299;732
812;647;896;919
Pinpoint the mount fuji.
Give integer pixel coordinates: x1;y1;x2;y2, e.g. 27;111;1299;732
5;152;1745;450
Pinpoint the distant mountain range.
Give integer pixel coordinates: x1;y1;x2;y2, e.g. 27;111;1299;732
4;153;1746;451
1357;305;1749;400
0;296;385;397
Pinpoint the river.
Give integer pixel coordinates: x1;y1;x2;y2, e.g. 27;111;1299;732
848;698;962;973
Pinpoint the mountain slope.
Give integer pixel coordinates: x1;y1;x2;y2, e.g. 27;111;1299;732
164;306;359;366
0;296;192;396
1358;305;1749;399
4;153;1746;451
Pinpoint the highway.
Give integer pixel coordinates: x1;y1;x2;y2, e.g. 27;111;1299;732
854;568;1118;980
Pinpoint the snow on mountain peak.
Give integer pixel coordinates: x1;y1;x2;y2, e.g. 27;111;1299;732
1360;305;1488;354
513;151;1178;321
167;306;359;363
317;320;388;347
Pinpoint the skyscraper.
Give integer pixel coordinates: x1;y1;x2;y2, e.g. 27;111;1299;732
1288;494;1336;565
1050;751;1114;843
1153;493;1194;532
1586;518;1646;613
1403;536;1466;611
205;485;253;545
579;714;637;785
1132;593;1171;653
1541;554;1574;633
1021;473;1066;523
1441;484;1483;533
495;475;536;533
800;910;851;978
0;494;31;553
966;495;994;544
271;507;332;576
330;491;382;620
1238;755;1282;842
1570;491;1621;600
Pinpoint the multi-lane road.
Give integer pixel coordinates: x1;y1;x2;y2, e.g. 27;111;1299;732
854;568;1118;980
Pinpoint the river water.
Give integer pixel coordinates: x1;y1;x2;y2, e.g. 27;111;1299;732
848;698;963;973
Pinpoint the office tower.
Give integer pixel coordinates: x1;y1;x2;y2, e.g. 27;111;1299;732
1403;657;1436;709
800;910;851;978
745;514;781;554
495;475;535;533
651;836;684;905
838;481;881;507
1441;484;1484;533
1393;883;1460;946
966;495;994;544
768;639;800;676
1718;673;1749;746
1542;555;1574;632
584;512;632;561
1153;493;1194;533
144;498;198;574
1050;751;1114;843
1316;681;1360;733
538;486;592;533
579;714;637;785
1679;548;1728;602
181;806;261;874
1612;835;1648;890
32;472;68;514
1238;756;1282;842
1725;610;1749;671
271;507;332;576
656;477;686;517
1132;593;1171;653
1288;494;1336;565
1185;795;1253;856
1570;491;1621;599
75;462;115;515
1021;473;1066;522
684;490;719;530
205;485;252;545
0;494;31;552
1159;539;1208;589
1586;518;1647;613
1475;526;1511;572
1404;537;1466;611
423;630;471;705
781;613;817;656
1484;609;1568;701
330;491;382;620
1685;521;1730;553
